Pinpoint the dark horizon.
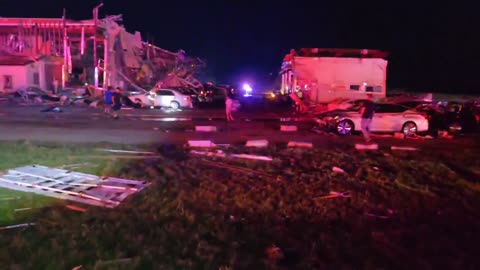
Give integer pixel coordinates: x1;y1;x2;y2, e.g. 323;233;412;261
1;0;478;93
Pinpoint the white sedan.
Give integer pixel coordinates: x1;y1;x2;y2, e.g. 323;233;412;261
321;103;429;135
129;88;194;109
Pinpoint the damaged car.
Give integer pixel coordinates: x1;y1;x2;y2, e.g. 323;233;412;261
318;103;429;136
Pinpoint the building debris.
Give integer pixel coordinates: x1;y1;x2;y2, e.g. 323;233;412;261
69;155;162;159
245;139;269;147
315;191;351;200
280;125;298;132
287;141;313;148
355;144;379;150
188;140;216;148
0;165;149;208
0;222;35;230
391;146;419;151
66;204;87;212
332;166;346;174
190;150;273;161
200;159;276;179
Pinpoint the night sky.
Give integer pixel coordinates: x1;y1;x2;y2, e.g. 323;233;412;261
1;0;479;93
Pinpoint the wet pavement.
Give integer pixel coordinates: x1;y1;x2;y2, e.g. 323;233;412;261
0;102;478;151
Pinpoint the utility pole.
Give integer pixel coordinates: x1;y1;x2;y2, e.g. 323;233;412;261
93;3;103;89
62;8;67;90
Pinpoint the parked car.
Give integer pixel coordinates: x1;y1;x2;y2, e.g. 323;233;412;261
320;103;429;136
128;88;193;109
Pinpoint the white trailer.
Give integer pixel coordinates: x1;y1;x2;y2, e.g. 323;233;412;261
280;48;388;104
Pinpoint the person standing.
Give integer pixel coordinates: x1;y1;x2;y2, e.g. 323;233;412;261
104;86;113;114
360;94;375;142
111;87;122;119
52;79;59;95
225;88;235;122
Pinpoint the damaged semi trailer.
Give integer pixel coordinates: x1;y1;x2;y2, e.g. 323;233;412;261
280;48;388;105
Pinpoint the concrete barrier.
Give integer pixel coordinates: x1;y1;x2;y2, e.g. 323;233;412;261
280;125;298;132
355;144;378;150
287;141;313;148
246;139;269;147
195;126;217;132
188;140;216;148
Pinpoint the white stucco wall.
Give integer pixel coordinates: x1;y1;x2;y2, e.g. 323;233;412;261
25;62;41;88
0;65;28;93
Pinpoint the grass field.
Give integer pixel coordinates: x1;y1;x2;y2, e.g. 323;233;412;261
0;141;479;269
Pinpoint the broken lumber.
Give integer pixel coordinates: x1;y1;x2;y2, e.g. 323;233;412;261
246;139;269;147
287;141;313;148
188;140;216;148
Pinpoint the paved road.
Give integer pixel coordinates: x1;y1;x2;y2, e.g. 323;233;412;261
0;102;479;151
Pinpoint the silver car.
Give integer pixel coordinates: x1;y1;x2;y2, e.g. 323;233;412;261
129;88;194;109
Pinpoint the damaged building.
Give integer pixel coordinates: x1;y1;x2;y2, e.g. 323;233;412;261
0;11;204;93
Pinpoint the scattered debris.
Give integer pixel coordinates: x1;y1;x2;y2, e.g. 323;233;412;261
40;107;63;113
0;165;149;208
70;155;162;159
332;166;346;174
190;150;226;158
59;163;91;170
230;153;273;161
0;196;21;201
66;205;87;212
201;159;276;179
366;209;395;219
190;150;273;161
14;207;33;212
438;130;454;139
0;222;35;230
93;258;133;268
365;213;391;219
266;245;284;261
315;191;351;200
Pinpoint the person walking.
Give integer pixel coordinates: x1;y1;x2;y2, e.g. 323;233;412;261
360;94;375;142
111;87;122;119
225;88;235;122
104;86;114;115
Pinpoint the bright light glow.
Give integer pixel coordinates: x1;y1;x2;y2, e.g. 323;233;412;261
363;82;368;86
243;83;252;92
270;93;275;98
